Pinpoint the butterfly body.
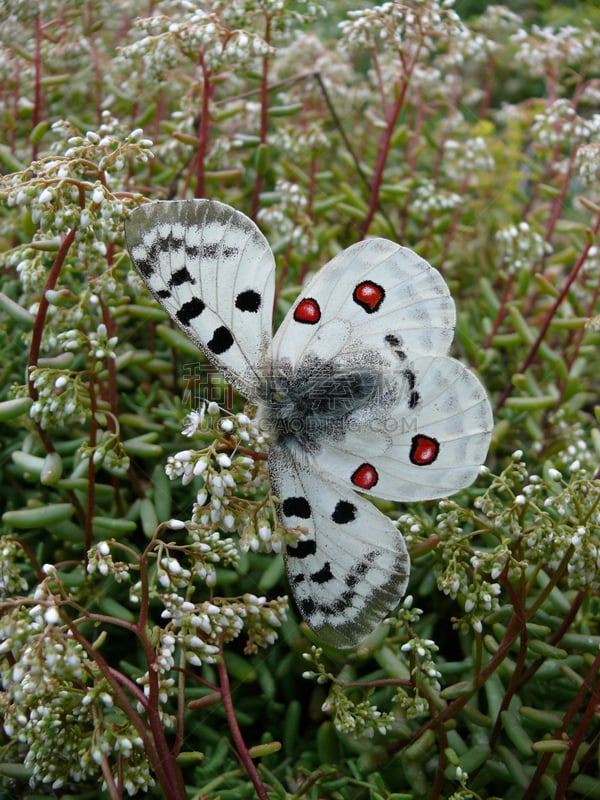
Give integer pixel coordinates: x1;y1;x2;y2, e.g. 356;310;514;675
125;199;493;649
256;354;389;454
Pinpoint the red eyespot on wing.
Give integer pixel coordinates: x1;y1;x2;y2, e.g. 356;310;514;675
410;434;440;466
353;281;385;313
351;462;379;490
294;298;321;324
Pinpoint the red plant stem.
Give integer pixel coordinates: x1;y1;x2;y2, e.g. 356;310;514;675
523;648;600;800
195;56;211;199
32;15;42;159
557;268;600;403
217;647;269;800
543;152;575;245
398;94;425;242
28;224;78;455
99;754;120;800
387;612;524;757
554;652;600;798
67;623;184;799
517;590;585;689
251;17;271;220
359;76;409;239
494;209;600;413
489;577;528;749
11;69;19;153
478;53;495;119
28;228;76;396
430;723;448;799
123;546;188;797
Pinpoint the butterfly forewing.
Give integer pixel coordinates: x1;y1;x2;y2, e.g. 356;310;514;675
125;200;275;398
269;444;410;649
272;239;456;368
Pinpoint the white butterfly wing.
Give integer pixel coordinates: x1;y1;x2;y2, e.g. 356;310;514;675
269;444;410;649
268;237;492;503
272;239;455;367
315;356;493;502
125;200;275;398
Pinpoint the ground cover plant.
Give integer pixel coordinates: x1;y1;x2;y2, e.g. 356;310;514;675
0;0;599;798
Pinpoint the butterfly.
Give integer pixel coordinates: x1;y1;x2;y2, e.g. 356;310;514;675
125;199;493;649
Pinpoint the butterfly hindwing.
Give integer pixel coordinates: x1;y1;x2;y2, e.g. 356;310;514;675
125;199;275;397
312;356;493;502
269;443;410;649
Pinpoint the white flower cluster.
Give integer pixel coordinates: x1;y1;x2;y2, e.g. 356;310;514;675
88;322;118;360
396;513;427;546
266;123;329;162
436;546;503;635
80;430;130;475
118;10;272;87
159;528;238;590
400;635;442;690
339;0;462;59
167;405;286;554
511;24;600;80
212;0;327;40
531;99;599;149
0;597;154;794
475;5;522;38
322;682;395;737
29;367;84;430
575;143;600;188
159;591;286;665
495;221;552;273
87;541;131;583
0;536;30;593
0;0;64;23
443;136;495;184
1;119;150;286
440;21;494;68
411;179;462;219
257;178;316;256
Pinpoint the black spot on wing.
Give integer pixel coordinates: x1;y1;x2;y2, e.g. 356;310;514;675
300;597;316;616
201;243;219;259
403;368;420;409
282;497;311;519
135;258;154;279
177;297;205;325
200;243;239;259
158;232;183;251
385;333;407;361
208;326;234;355
345;561;368;588
332;501;357;524
169;267;194;288
235;290;262;313
311;562;334;584
288;539;316;559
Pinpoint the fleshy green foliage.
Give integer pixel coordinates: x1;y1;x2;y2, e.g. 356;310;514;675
1;1;600;799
